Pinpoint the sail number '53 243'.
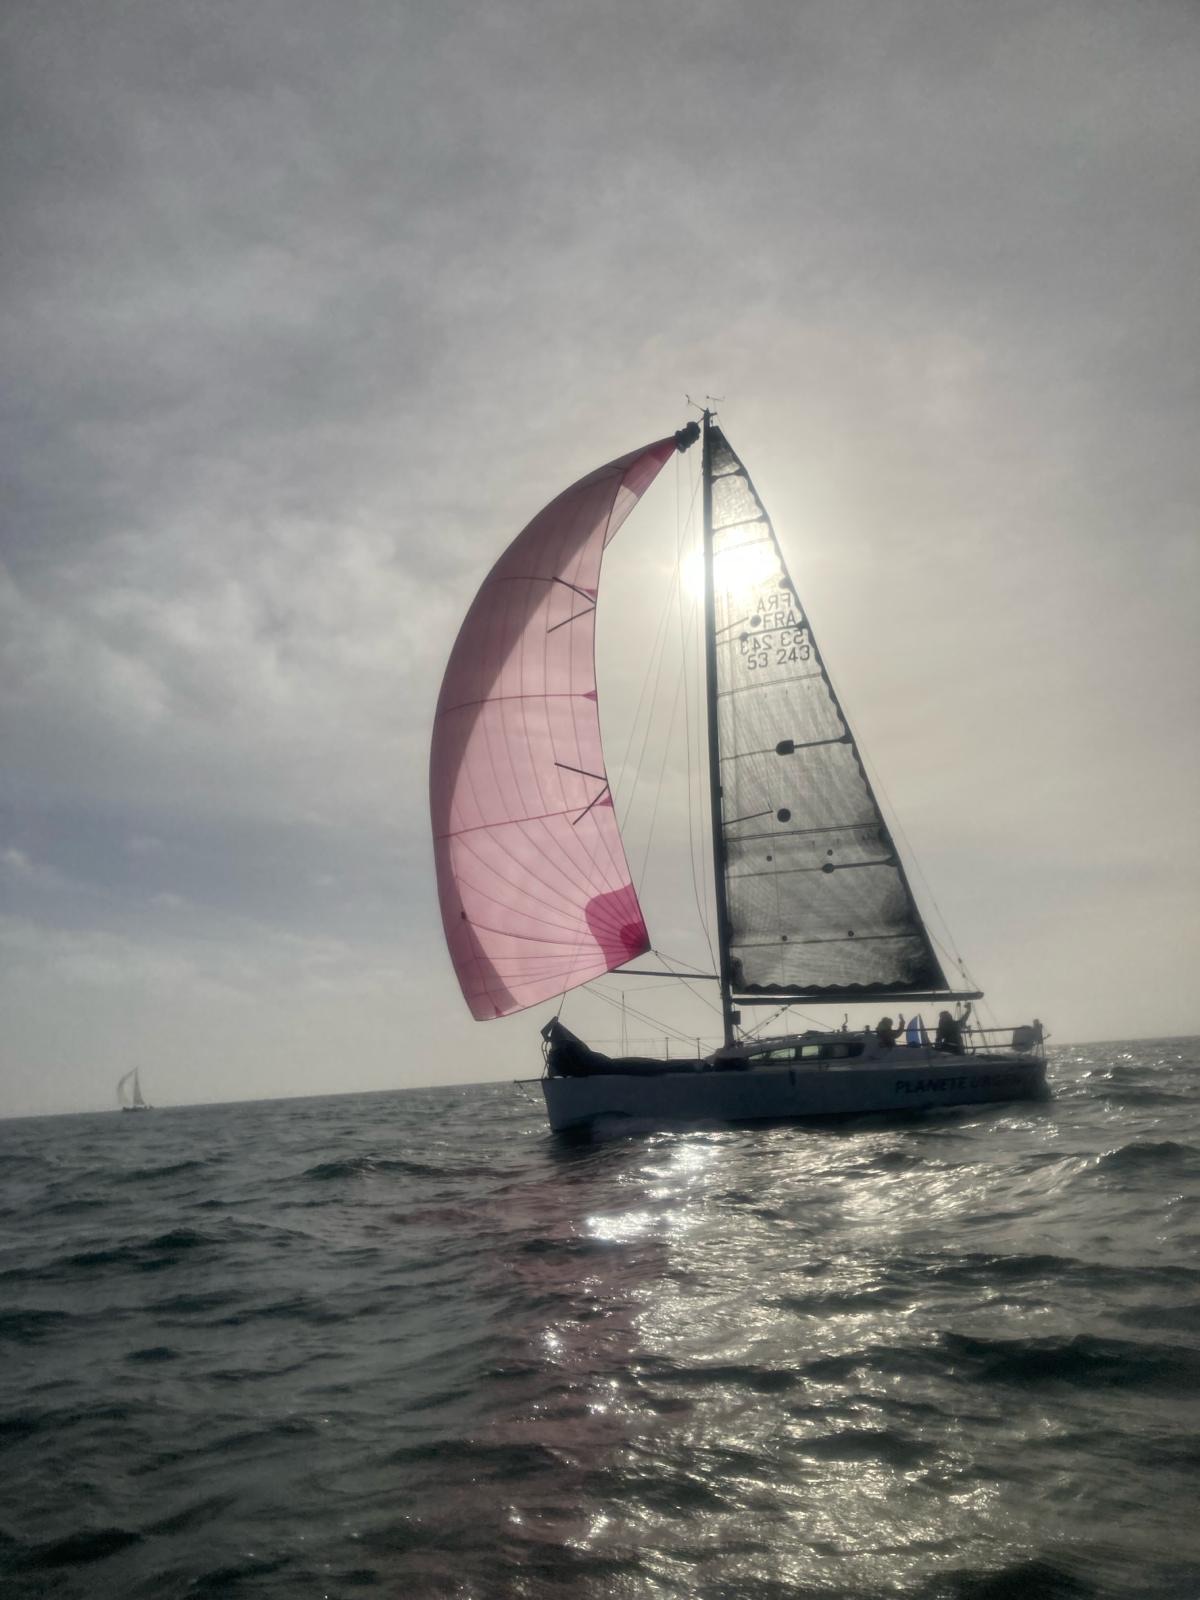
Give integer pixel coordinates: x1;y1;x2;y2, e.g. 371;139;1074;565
739;592;810;671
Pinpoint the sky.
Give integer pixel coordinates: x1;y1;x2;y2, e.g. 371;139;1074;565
2;0;1197;1116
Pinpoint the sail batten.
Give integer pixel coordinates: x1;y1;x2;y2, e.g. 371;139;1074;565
430;436;683;1021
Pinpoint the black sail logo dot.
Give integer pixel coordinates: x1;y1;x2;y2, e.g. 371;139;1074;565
776;808;791;823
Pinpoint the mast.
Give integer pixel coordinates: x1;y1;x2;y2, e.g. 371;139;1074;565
701;410;738;1047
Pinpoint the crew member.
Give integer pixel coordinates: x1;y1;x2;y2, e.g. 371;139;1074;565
935;1010;964;1052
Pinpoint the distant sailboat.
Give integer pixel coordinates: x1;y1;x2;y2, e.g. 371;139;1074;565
430;410;1048;1134
117;1068;151;1112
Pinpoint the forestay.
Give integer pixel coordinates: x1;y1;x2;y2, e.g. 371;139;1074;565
707;425;946;998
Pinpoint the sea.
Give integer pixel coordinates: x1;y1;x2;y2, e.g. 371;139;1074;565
1;1041;1198;1600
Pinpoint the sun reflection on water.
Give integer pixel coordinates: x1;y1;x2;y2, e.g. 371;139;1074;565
434;1051;1199;1596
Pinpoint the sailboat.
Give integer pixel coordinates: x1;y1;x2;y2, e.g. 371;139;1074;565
430;412;1047;1134
117;1067;151;1112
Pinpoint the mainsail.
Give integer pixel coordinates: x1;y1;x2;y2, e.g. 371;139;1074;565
431;433;693;1020
706;424;947;1001
117;1068;146;1108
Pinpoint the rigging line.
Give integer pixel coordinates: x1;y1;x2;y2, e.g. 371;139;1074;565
584;983;708;1047
611;457;694;825
864;754;967;970
617;454;699;841
612;529;684;824
815;642;972;977
970;978;999;1031
651;948;724;1019
590;979;686;994
744;1006;788;1038
618;563;684;842
653;943;721;974
634;623;689;890
928;927;970;975
743;1002;828;1037
691;550;715;952
674;467;717;970
592;947;723;1024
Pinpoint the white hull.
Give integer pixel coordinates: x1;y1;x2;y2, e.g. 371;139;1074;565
542;1051;1047;1135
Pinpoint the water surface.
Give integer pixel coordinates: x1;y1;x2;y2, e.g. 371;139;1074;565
1;1040;1198;1597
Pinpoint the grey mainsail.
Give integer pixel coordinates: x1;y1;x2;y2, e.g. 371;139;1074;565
117;1068;148;1109
705;423;947;1003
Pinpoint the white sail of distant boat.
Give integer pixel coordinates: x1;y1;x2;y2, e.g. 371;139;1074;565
429;409;1048;1134
117;1068;150;1112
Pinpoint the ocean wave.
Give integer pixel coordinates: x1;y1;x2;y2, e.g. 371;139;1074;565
797;1425;930;1468
384;1437;565;1476
115;1158;215;1184
41;1197;108;1217
773;1284;912;1314
63;1228;215;1272
917;1556;1097;1598
1095;1088;1184;1108
1094;1139;1198;1173
187;1554;290;1592
0;1308;71;1343
936;1331;1200;1391
778;1330;1200;1396
124;1344;178;1363
636;1358;804;1394
914;1250;1200;1292
209;1296;349;1328
147;1290;236;1317
0;1413;41;1448
302;1154;475;1181
144;1492;238;1537
16;1527;140;1572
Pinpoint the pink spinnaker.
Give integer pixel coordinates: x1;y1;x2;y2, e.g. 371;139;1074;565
430;438;677;1019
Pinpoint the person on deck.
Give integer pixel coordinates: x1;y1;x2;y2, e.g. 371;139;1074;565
935;1010;965;1053
875;1016;899;1049
935;1011;961;1052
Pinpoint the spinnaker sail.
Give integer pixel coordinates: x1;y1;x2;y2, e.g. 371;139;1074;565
430;433;693;1020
